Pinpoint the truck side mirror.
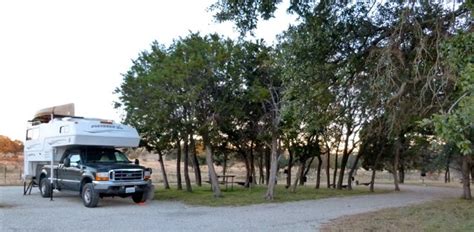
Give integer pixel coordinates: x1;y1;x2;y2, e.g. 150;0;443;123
134;159;139;165
64;158;71;167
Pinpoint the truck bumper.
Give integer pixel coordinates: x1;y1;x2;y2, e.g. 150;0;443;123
92;180;152;196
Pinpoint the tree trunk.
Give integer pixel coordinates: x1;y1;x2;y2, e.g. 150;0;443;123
223;152;228;176
241;150;251;188
392;139;401;191
471;164;473;184
299;158;307;186
258;148;264;185
250;141;256;185
304;156;315;177
348;156;359;190
315;155;322;189
203;133;221;197
347;153;362;190
445;154;451;183
183;135;192;192
332;152;338;189
190;135;202;186
337;126;354;190
337;143;350;189
264;133;279;200
300;156;315;186
176;139;182;190
445;165;450;183
399;164;405;184
291;162;304;193
326;150;331;188
157;151;170;189
370;147;384;192
286;146;293;188
461;155;472;200
265;147;271;185
370;168;376;192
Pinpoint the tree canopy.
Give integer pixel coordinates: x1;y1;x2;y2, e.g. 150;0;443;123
116;1;473;200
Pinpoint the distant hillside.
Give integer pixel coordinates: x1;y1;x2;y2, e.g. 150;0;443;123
0;135;23;153
0;135;23;168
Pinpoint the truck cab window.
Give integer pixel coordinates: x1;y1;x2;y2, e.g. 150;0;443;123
69;154;81;166
83;148;130;163
115;151;130;162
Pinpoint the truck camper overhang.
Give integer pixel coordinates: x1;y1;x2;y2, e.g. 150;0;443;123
47;117;140;148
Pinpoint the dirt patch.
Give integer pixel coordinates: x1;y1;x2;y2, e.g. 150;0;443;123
320;208;419;232
320;198;474;232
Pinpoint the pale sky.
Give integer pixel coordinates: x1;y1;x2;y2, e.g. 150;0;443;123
0;0;295;141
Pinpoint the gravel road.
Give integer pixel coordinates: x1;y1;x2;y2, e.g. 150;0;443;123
0;184;459;232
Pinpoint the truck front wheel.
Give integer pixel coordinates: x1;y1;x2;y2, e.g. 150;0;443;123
82;183;99;208
39;178;51;198
132;192;146;203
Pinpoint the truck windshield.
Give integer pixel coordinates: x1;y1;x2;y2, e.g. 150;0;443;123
83;148;131;163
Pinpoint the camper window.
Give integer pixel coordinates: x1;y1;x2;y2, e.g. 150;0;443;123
60;126;70;133
26;128;39;140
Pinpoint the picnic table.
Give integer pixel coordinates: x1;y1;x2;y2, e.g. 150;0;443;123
217;175;236;190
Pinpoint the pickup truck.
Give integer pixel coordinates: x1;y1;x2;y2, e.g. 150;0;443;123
37;146;153;207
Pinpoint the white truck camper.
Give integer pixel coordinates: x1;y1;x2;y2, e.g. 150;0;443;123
23;104;152;207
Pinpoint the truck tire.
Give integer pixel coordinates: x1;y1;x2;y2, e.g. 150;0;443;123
146;185;155;201
39;178;51;198
81;183;99;208
132;192;146;203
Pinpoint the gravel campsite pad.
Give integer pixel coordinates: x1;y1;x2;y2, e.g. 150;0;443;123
0;185;459;232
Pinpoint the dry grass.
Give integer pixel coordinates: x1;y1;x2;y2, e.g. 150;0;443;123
321;199;474;232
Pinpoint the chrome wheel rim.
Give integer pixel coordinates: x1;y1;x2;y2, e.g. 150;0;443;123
84;188;91;203
41;181;46;194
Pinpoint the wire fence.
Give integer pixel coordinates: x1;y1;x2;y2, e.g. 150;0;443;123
0;162;462;187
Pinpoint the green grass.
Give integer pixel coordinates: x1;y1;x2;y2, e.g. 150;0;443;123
153;184;388;206
321;199;474;232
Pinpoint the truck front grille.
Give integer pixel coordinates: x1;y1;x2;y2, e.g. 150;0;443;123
113;170;143;181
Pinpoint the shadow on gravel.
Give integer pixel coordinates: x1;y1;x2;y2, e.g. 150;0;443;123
19;188;152;208
0;204;16;208
99;197;154;208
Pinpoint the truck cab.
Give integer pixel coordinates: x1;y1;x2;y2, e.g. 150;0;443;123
38;146;152;207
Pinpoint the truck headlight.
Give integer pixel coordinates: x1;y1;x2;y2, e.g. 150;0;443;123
95;172;109;181
144;170;151;180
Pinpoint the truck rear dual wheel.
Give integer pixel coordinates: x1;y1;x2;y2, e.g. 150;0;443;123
82;183;99;208
39;178;51;198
